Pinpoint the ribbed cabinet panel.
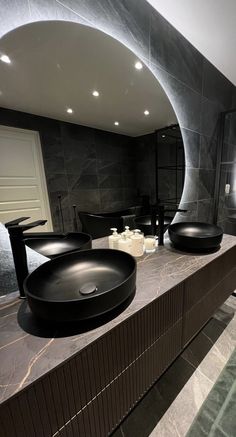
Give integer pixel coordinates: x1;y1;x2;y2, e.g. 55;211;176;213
54;319;183;437
184;246;236;311
183;266;236;346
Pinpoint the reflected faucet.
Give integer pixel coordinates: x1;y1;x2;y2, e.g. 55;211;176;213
5;217;47;298
151;204;187;245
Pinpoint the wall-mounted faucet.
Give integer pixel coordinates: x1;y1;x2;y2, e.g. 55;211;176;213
151;204;187;245
5;217;47;298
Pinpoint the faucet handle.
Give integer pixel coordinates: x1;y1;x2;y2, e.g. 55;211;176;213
5;217;30;228
6;219;47;235
19;220;47;232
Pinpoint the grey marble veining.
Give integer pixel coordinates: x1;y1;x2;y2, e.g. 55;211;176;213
150;11;203;94
1;233;236;406
202;60;234;110
54;0;151;62
181;129;200;169
149;62;202;134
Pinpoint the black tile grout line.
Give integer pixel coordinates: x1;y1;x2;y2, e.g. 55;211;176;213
181;125;220;139
55;0;92;24
149;59;203;98
50;317;183;437
57;0;151;66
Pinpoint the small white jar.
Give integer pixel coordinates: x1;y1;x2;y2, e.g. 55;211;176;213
144;235;156;253
118;234;132;254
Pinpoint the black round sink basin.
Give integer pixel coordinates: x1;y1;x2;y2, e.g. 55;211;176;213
24;232;92;258
134;215;172;235
168;222;223;251
24;249;136;322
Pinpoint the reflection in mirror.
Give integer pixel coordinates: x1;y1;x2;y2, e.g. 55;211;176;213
0;21;185;234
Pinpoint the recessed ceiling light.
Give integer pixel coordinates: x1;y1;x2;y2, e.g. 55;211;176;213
92;90;100;97
135;61;143;70
114;121;119;126
0;54;11;64
67;108;73;114
144;110;150;116
162;134;166;138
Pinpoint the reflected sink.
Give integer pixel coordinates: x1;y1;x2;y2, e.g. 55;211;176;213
24;232;92;259
24;249;136;322
134;215;172;235
168;222;223;251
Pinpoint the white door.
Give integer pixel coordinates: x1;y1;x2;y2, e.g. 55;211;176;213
0;125;53;232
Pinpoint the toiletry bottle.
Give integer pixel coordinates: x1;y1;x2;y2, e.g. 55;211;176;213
108;228;120;249
118;233;132;254
130;229;144;257
124;225;133;237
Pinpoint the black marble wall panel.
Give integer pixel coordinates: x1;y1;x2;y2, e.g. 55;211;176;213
0;0;235;223
0;108;138;231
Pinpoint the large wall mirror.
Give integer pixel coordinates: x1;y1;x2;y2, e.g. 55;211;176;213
0;21;185;234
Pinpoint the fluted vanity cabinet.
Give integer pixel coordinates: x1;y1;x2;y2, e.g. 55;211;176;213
183;245;236;347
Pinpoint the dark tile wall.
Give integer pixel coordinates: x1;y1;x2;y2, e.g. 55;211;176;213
0;0;235;225
217;111;236;234
0;108;137;231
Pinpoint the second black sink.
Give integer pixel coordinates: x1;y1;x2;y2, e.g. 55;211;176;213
24;232;92;258
168;222;223;251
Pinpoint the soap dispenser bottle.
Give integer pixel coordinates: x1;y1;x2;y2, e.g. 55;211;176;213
108;228;120;249
118;233;132;254
124;225;133;238
130;229;144;257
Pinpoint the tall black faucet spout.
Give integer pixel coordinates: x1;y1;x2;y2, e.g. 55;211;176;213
5;217;47;298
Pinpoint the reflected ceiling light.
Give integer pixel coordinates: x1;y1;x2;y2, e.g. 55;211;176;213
67;108;73;114
92;90;100;97
144;110;150;116
135;61;143;70
114;121;119;126
0;54;11;64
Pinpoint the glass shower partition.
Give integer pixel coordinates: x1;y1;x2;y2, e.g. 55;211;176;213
216;110;236;235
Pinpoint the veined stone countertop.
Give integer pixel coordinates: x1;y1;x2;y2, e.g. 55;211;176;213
1;234;236;406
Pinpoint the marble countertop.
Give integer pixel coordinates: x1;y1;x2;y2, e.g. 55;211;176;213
1;234;236;406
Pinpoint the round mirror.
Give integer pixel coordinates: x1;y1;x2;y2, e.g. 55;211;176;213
0;21;185;233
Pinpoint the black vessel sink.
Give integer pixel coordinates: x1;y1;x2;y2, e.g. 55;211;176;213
168;222;223;251
24;249;136;322
134;215;172;235
24;232;92;259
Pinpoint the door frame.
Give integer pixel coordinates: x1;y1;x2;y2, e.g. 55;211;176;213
0;125;53;230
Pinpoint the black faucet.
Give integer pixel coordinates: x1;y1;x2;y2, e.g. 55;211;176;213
151;204;187;246
5;217;47;298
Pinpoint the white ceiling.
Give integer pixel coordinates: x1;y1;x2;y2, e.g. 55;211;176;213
0;21;177;137
147;0;236;86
